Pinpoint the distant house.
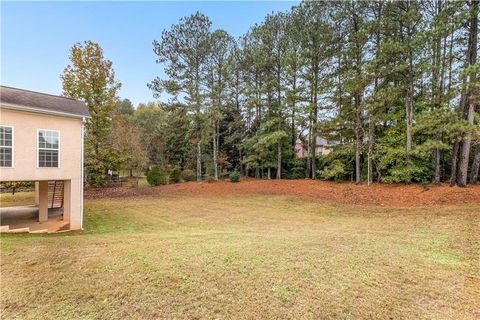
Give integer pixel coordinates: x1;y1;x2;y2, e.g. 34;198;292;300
0;86;90;232
295;137;336;158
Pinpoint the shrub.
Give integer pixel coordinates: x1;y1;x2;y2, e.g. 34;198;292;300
181;169;196;182
169;167;181;183
147;165;168;186
229;170;240;183
282;158;306;179
318;160;346;182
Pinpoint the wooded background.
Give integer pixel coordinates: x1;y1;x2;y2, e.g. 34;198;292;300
61;0;479;187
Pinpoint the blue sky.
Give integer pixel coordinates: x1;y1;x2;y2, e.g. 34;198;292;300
1;1;298;106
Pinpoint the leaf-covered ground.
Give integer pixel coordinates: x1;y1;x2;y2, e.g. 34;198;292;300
1;182;479;319
85;179;480;207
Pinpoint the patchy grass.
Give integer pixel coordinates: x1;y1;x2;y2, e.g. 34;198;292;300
1;191;479;319
0;191;35;207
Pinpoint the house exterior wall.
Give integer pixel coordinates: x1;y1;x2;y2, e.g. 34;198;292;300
315;146;332;156
0;107;84;230
295;142;332;158
295;142;305;158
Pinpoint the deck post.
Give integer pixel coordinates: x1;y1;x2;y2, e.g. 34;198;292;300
38;181;48;222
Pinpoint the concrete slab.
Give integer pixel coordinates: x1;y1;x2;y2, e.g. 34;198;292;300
1;206;67;233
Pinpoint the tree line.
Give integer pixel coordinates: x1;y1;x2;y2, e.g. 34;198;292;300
61;0;479;187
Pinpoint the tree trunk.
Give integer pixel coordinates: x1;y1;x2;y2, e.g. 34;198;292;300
239;149;244;176
213;122;218;181
306;110;312;178
367;125;374;185
470;145;480;184
432;1;442;185
450;141;460;186
404;59;414;184
277;140;282;179
433;148;441;184
354;94;362;185
310;77;318;180
405;86;413;153
458;0;478;187
196;129;202;183
291;72;297;149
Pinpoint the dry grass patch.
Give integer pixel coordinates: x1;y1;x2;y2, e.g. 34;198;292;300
1;192;479;319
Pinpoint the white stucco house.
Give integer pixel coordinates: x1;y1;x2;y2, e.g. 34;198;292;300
0;86;90;232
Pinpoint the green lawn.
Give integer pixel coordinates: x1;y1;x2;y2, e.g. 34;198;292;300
0;191;35;207
1;193;479;319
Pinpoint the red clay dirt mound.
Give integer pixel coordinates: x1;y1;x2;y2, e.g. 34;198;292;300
85;179;480;207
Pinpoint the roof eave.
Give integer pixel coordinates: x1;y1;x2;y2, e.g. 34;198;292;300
0;103;91;119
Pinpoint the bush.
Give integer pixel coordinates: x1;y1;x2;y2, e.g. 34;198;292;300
318;160;346;182
169;167;181;183
181;169;196;182
146;165;168;186
282;158;306;179
229;170;240;183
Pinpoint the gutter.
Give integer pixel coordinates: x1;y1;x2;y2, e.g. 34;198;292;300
80;117;85;230
1;103;91;119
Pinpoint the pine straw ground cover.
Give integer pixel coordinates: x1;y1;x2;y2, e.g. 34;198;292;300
1;181;479;319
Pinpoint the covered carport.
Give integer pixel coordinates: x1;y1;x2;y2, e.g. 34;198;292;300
0;180;70;233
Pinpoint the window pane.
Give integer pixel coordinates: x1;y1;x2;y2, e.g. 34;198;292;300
38;131;46;148
38;130;59;150
52;132;59;149
0;147;12;167
0;126;12;147
38;149;58;168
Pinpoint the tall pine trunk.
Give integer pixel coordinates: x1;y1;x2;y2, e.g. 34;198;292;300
354;94;362;185
432;1;443;184
277;141;282;179
306;116;312;179
433;148;441;183
310;74;319;180
404;50;414;184
450;141;460;186
458;0;478;187
470;145;480;184
196;129;202;183
213;122;218;180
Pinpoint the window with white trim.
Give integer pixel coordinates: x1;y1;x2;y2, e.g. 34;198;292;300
38;129;59;168
0;126;13;167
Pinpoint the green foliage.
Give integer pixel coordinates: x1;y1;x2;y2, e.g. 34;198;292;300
229;170;240;183
116;99;134;115
319;160;346;182
181;169;196;182
110;116;148;175
149;12;213;182
169;167;181;183
282;158;306;179
147;165;168;186
108;1;477;186
61;40;121;187
0;181;34;192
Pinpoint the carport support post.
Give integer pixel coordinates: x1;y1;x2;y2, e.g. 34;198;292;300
38;181;48;222
34;181;40;205
63;180;71;222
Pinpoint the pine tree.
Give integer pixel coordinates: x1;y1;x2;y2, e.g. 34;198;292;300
149;12;212;182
